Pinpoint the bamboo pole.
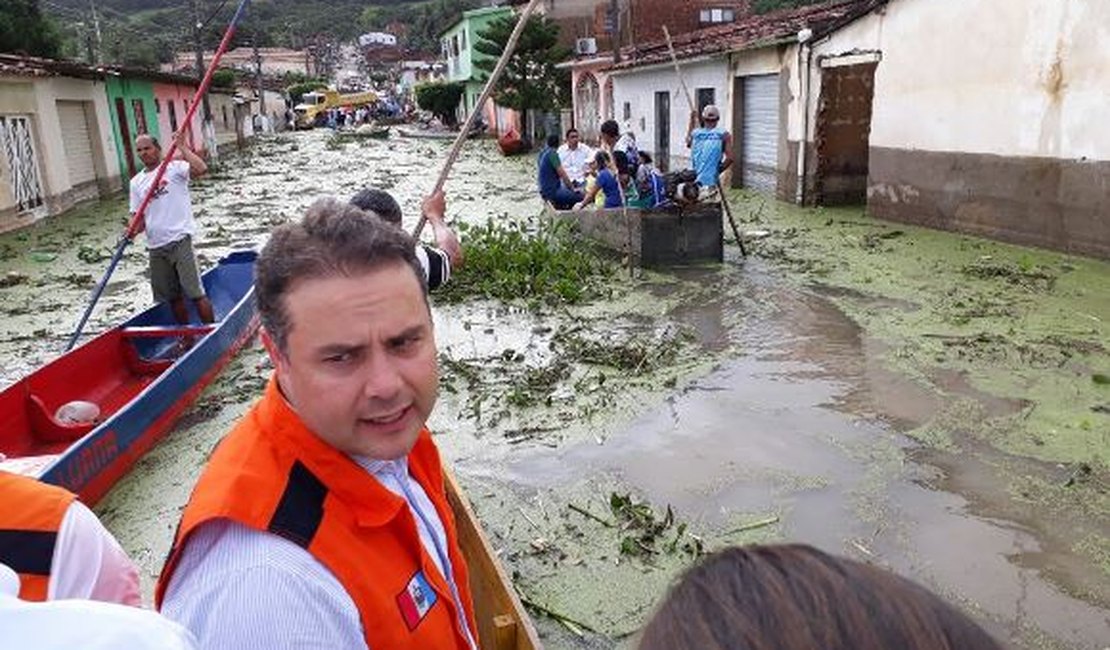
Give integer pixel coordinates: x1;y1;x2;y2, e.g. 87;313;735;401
412;0;544;239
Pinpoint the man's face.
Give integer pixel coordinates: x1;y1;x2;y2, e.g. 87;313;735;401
263;262;438;461
135;136;161;169
567;132;580;149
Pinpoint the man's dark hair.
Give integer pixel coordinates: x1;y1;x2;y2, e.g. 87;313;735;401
638;151;653;164
546;134;560;148
256;198;426;353
349;187;403;225
613;150;630;175
136;134;161;149
600;120;619;138
565;128;579;139
639;545;1006;650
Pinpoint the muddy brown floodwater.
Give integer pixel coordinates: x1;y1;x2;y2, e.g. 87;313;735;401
1;131;1106;649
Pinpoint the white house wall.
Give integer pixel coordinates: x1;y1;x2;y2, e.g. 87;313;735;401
0;75;118;231
788;0;1110;257
609;56;730;172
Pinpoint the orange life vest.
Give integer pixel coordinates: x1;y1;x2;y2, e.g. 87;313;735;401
0;471;77;601
156;378;478;649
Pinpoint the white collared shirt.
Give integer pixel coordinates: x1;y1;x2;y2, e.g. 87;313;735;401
558;142;594;183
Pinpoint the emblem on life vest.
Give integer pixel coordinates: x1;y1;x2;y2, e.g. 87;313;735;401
396;570;438;630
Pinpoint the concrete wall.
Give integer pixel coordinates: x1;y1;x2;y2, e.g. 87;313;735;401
809;0;1110;258
610;56;730;172
0;75;119;232
153;83;203;152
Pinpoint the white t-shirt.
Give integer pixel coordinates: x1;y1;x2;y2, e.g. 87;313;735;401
49;500;142;604
130;160;196;249
0;564;197;650
557;143;594;183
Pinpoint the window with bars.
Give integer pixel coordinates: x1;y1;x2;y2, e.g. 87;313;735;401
699;8;735;24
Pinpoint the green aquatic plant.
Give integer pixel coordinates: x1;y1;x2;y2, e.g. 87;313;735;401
439;219;613;307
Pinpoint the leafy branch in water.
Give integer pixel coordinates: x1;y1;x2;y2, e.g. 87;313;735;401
439;219;613;307
607;493;703;559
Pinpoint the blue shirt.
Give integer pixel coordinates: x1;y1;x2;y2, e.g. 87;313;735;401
690;127;726;187
537;147;563;199
597;169;622;208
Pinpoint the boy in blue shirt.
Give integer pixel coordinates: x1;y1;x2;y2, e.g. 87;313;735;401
686;104;733;189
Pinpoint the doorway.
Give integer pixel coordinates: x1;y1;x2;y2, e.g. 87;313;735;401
815;62;877;205
115;98;136;177
655;91;670;172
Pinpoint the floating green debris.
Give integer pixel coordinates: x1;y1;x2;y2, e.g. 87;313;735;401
438;219;614;307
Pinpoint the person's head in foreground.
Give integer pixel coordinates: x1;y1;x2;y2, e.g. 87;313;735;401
349;187;402;226
637;544;1007;650
255;198;434;461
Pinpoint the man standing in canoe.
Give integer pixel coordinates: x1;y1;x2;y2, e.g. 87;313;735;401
130;131;214;324
157;199;478;650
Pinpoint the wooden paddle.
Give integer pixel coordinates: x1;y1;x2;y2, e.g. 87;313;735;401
662;25;747;257
411;0;544;240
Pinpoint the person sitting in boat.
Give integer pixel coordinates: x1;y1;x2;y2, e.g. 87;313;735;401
557;128;593;189
349;187;461;290
157;200;480;650
574;151;623;210
1;563;197;649
538;134;584;210
686;104;733;194
0;470;140;605
129;131;215;326
600;119;640;177
614;150;640;206
630;152;667;209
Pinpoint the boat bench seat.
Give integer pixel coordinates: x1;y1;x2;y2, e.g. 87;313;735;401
26;394;95;444
121;324;216;374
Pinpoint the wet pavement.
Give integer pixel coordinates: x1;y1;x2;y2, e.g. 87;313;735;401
0;131;1106;649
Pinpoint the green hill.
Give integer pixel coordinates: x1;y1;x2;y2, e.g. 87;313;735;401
41;0;483;68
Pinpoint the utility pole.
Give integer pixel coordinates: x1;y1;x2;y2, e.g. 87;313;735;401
609;0;621;64
188;0;213;124
253;30;266;124
88;0;103;63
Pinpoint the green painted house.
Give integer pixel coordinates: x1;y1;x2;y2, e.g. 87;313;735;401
104;76;161;185
440;5;520;134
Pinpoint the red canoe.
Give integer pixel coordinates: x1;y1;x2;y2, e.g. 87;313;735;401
0;251;259;506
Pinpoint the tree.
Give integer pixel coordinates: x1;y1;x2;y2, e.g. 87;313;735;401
0;0;62;58
473;14;571;141
415;81;465;127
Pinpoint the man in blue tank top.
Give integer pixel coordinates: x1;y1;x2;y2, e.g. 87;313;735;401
686;104;733;189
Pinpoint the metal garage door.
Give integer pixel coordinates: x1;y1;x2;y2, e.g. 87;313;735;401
57;101;97;186
742;74;779;193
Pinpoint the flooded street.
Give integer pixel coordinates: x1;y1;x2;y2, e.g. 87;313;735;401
1;131;1107;649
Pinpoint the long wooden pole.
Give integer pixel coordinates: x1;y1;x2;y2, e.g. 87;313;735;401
412;0;544;239
67;0;254;350
662;26;747;257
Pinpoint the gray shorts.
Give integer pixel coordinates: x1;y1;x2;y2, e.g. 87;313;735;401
149;236;205;302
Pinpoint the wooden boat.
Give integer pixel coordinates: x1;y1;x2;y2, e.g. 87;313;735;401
0;251;259;506
354;124;391;139
544;201;723;267
398;126;484;140
445;469;543;650
497;130;529;156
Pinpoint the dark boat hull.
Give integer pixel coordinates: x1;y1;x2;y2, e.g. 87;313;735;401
0;251;259;506
544;202;723;267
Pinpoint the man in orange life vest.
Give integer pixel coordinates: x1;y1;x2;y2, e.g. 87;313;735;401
0;470;140;604
157;198;478;649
